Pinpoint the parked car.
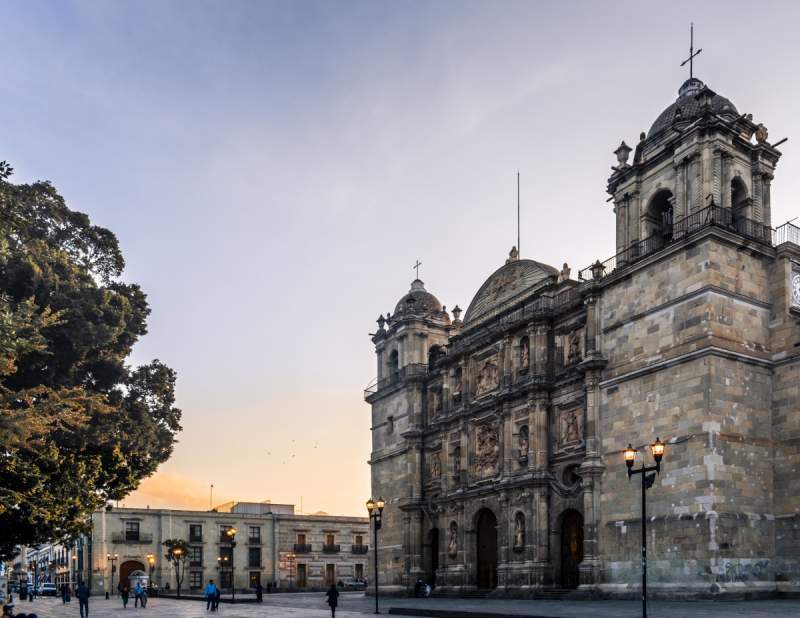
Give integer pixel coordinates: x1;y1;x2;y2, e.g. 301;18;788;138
337;577;366;591
38;582;58;596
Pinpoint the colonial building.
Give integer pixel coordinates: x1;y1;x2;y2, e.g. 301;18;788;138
79;501;368;595
366;75;800;597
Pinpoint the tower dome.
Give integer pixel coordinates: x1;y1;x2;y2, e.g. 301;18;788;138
393;279;442;317
648;78;738;137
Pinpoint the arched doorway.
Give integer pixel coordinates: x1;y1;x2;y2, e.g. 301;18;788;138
731;176;749;229
476;509;497;590
119;561;145;590
644;189;674;244
424;527;439;586
560;510;584;589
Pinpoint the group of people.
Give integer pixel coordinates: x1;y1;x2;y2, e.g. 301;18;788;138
201;579;340;616
2;581;90;618
118;581;148;609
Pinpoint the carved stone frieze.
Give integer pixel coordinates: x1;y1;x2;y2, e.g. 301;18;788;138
475;423;500;476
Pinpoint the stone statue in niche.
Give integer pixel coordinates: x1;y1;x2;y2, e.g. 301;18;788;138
755;123;769;144
448;522;458;557
476;356;499;396
452;368;463;403
475;424;500;476
513;512;525;551
519;337;530;372
518;425;529;463
567;330;582;364
558;262;571;283
452;446;461;478
560;409;582;445
429;389;441;418
430;453;441;479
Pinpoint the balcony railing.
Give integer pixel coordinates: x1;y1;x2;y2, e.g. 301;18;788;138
364;363;428;398
775;221;800;246
293;544;312;554
111;532;153;544
351;544;369;554
579;204;776;281
322;544;341;554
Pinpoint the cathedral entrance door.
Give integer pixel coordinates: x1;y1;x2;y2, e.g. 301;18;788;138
560;510;583;589
476;509;497;590
424;527;439;586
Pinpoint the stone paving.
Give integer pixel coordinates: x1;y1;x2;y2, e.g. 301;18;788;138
6;593;800;617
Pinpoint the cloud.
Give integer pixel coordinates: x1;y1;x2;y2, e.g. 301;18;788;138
124;471;227;511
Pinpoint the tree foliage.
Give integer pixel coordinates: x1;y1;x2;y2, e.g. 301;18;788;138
0;161;181;558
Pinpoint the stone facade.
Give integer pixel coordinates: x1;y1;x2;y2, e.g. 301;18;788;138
366;76;800;597
77;502;368;595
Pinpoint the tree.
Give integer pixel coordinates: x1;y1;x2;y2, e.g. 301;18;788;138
163;539;190;597
0;160;182;558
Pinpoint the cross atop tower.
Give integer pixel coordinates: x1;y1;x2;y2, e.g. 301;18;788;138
413;259;422;280
680;22;702;79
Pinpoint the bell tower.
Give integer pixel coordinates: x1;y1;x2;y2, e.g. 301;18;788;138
607;77;782;263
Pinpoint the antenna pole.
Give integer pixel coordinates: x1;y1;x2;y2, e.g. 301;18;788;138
210;484;213;510
517;170;520;256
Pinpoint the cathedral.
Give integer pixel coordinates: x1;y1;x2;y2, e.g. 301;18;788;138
365;74;800;598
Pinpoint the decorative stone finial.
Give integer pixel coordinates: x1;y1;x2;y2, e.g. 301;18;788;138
452;305;463;322
558;263;571;283
506;246;519;264
614;141;632;167
377;314;386;331
755;123;769;144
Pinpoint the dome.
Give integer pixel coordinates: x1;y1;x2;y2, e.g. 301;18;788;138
464;258;558;325
648;78;738;137
393;279;442;317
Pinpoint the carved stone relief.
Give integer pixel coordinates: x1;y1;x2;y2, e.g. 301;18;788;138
475;355;499;396
475;423;500;476
448;521;458;557
428;388;442;418
429;452;441;479
517;425;529;464
513;512;525;552
519;337;530;372
567;329;582;365
558;408;583;446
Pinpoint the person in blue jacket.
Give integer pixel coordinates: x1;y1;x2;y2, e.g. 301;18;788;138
204;580;218;612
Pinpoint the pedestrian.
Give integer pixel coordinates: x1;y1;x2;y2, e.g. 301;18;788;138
204;580;217;612
75;581;89;618
61;584;68;604
214;586;221;611
325;583;339;618
255;582;263;603
414;578;422;598
2;601;14;617
140;587;148;608
120;585;129;609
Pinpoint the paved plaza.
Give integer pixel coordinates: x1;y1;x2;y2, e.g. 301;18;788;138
7;593;800;617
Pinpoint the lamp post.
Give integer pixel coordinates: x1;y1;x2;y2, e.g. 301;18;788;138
225;527;237;603
217;555;229;602
146;553;155;595
366;497;385;615
107;553;118;597
624;437;666;618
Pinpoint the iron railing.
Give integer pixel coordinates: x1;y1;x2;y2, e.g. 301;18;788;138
579;204;775;281
364;363;428;398
293;544;312;554
775;221;800;246
351;544;369;554
111;532;153;544
322;544;341;554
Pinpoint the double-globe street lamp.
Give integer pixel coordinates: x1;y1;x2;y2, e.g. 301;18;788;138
624;437;666;618
218;526;237;603
106;553;118;598
366;497;385;615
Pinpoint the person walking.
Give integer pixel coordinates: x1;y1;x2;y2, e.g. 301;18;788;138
75;581;89;618
325;583;339;618
120;585;129;609
255;582;263;603
133;582;144;608
213;586;221;611
204;580;217;612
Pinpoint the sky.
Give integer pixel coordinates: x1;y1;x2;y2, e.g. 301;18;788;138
2;0;800;516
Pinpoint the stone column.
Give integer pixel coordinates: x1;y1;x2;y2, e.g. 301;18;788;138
674;161;685;222
712;148;723;206
615;198;627;258
753;172;763;222
629;191;641;251
762;173;773;227
502;403;513;477
583;291;600;356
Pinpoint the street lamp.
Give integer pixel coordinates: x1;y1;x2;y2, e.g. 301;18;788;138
624;437;666;618
225;527;237;603
107;553;118;597
146;553;155;595
366;497;385;615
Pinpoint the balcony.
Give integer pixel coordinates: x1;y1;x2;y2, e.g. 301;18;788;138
351;544;369;555
293;544;312;554
322;544;341;554
111;532;153;544
364;363;428;399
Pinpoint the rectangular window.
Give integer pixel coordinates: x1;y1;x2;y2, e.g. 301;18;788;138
248;547;261;568
189;571;202;589
354;534;363;546
189;524;203;542
219;545;233;565
249;526;261;543
220;525;234;542
297;533;306;545
220;570;232;589
125;521;140;541
325;564;335;586
249;571;261;588
355;564;364;580
297;563;307;588
189;546;203;567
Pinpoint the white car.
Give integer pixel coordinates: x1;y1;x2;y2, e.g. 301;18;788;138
38;583;58;596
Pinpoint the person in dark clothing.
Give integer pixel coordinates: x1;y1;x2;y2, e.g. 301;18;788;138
75;582;90;618
255;583;263;602
120;585;129;609
414;578;422;598
325;584;339;618
213;586;221;611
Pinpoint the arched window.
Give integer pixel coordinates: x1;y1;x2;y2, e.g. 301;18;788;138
428;345;445;369
644;189;674;244
731;176;749;229
388;349;399;374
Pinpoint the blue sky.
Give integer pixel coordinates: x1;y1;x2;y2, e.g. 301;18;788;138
3;0;799;514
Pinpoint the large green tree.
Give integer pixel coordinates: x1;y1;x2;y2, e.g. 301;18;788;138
0;160;181;558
